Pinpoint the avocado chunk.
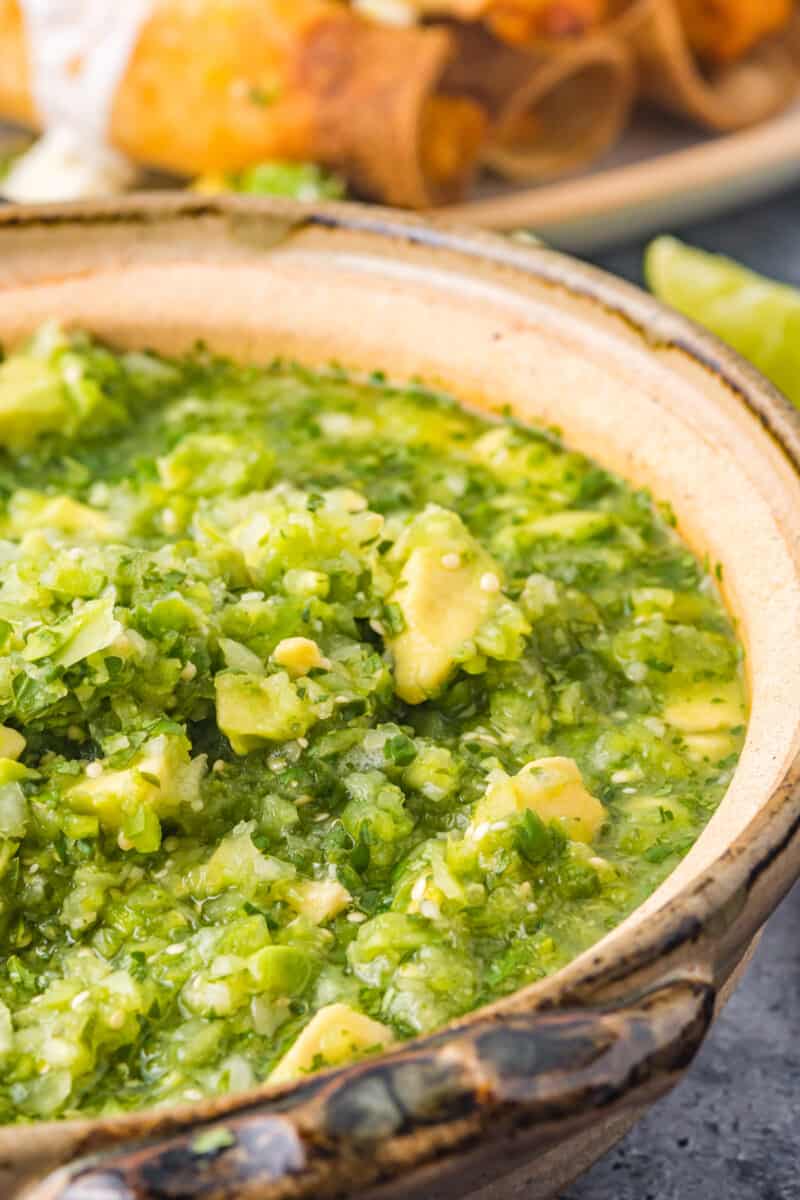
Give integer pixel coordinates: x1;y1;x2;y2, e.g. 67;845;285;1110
663;679;747;764
663;680;746;733
0;726;25;762
7;494;113;540
186;821;294;899
66;734;207;852
388;506;507;704
269;1003;394;1083
272;637;327;678
215;671;316;754
474;756;606;845
0;355;70;450
285;879;352;924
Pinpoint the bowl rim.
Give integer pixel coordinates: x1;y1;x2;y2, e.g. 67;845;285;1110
1;194;799;1195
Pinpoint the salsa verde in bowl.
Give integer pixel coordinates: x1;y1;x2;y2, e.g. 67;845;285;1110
0;324;748;1123
0;198;798;1200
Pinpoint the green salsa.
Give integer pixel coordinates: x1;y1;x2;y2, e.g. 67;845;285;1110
0;327;746;1121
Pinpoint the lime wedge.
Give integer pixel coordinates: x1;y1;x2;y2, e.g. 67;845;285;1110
646;236;800;407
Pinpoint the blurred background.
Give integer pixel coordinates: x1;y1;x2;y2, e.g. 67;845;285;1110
1;0;799;252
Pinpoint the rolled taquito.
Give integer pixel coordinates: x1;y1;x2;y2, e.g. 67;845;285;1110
675;0;794;64
396;0;609;43
615;0;799;130
0;0;487;208
444;23;635;181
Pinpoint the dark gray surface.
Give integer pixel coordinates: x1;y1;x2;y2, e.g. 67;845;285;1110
564;188;800;1200
563;884;800;1200
590;184;800;289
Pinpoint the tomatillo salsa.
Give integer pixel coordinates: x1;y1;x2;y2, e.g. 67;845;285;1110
0;328;746;1121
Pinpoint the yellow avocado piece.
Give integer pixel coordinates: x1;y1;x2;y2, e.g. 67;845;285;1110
272;637;327;678
0;356;70;450
476;756;606;844
8;494;112;539
66;734;206;832
0;726;25;761
682;731;738;764
663;680;746;734
285;879;352;924
215;671;315;754
269;1003;394;1084
388;506;504;704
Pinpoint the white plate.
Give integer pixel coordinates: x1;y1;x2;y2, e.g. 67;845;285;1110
441;103;800;251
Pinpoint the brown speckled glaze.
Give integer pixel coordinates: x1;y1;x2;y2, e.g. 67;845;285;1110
0;196;799;1200
31;978;714;1200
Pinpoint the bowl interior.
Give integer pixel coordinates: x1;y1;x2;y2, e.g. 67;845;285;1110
0;201;799;948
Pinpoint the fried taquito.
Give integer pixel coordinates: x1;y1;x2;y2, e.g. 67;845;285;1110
0;0;486;207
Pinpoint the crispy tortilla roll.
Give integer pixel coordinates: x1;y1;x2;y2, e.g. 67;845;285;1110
486;36;635;179
406;0;609;43
675;0;794;64
0;0;486;208
615;0;800;130
445;25;634;181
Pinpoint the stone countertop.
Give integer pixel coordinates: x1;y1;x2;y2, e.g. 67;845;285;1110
564;882;800;1200
564;186;800;1200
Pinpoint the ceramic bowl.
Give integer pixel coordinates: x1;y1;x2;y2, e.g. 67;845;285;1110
1;196;800;1200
